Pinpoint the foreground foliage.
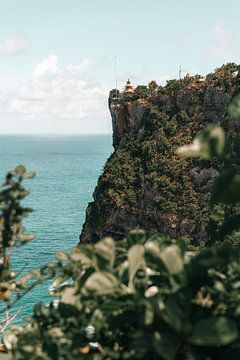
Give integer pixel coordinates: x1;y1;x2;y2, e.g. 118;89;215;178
2;162;238;360
0;165;36;303
4;230;240;360
0;166;54;358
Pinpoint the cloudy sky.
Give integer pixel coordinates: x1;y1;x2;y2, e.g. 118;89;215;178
0;0;239;134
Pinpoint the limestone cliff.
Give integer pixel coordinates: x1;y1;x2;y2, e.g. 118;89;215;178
80;64;240;244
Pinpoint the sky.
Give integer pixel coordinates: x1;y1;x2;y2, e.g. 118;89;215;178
0;0;239;134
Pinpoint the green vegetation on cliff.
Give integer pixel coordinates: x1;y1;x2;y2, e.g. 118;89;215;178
81;63;240;245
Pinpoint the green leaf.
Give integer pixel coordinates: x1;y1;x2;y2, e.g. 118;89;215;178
211;168;240;204
153;332;181;360
55;251;69;261
70;246;92;265
18;233;35;242
233;133;240;156
144;239;174;272
127;229;146;246
189;246;235;284
147;234;173;249
61;286;78;306
159;245;183;274
29;269;42;280
0;353;9;360
228;95;240;120
82;271;119;295
209;204;225;222
3;329;19;350
128;244;145;289
17;273;34;288
218;214;240;239
15;165;26;174
176;125;226;160
52;274;69;289
160;295;191;334
22;171;36;180
95;236;115;268
189;317;239;346
144;301;154;325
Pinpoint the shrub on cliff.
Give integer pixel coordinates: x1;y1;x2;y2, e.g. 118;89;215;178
148;80;159;95
109;89;120;100
176;100;240;245
109;63;239;104
133;85;150;99
206;63;239;90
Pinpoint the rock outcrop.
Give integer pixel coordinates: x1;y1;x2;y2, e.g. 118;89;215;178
80;64;240;244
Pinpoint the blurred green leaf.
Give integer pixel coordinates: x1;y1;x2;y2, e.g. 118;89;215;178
160;245;183;274
189;317;239;346
160;293;192;334
233;133;240;156
189;246;235;287
22;171;36;180
153;332;181;360
128;244;145;289
83;271;119;295
176;125;226;159
127;229;146;246
61;286;77;306
228;95;240;120
18;233;35;243
55;251;69;261
70;246;92;266
15;165;26;174
218;215;240;239
211;168;240;204
95;237;115;268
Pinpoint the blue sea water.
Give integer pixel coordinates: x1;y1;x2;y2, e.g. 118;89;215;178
0;134;112;323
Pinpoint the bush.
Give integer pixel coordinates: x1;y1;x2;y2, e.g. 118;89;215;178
0;166;54;357
133;86;150;99
5;230;240;360
0;166;37;305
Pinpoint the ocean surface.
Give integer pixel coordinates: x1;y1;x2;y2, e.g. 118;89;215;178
0;134;112;323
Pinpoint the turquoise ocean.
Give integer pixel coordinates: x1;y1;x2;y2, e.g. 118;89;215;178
0;134;112;323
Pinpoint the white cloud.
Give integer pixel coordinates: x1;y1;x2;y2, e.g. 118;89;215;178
0;35;30;56
155;74;172;86
205;22;239;63
0;55;110;134
32;55;58;78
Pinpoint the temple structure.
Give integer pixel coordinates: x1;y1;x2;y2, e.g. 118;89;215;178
124;79;135;93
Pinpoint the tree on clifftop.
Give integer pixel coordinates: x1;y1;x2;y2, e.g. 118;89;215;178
134;85;149;99
148;80;158;95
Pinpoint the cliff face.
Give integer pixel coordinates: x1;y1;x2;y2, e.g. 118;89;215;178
80;65;239;244
111;99;147;149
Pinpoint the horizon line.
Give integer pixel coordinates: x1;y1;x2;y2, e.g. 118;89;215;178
0;132;112;136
